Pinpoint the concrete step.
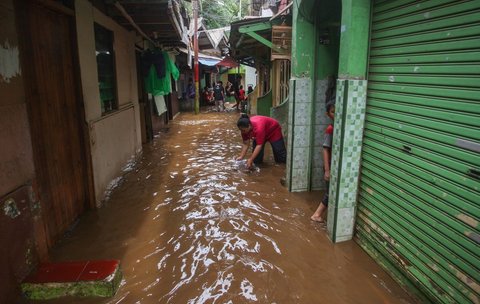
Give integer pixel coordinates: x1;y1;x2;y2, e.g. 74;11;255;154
21;260;122;300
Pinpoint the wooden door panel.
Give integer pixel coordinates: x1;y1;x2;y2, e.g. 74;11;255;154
25;1;89;245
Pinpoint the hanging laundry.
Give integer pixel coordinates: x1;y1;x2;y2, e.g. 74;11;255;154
144;51;179;97
161;51;179;93
154;95;167;116
141;49;165;79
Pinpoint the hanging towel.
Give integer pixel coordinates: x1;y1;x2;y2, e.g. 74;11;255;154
154;95;167;116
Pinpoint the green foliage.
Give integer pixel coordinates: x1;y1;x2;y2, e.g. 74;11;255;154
200;0;250;29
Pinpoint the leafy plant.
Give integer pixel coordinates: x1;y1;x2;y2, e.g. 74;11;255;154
186;0;250;29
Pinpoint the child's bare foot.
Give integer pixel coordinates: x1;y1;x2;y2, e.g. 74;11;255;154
310;215;324;223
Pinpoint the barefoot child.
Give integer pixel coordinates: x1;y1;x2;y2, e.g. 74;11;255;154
311;99;335;223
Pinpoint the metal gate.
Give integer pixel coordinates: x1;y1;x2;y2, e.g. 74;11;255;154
355;1;480;303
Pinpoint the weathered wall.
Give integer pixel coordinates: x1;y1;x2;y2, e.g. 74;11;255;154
0;0;37;302
0;1;34;195
270;97;288;140
311;0;341;190
170;90;180;118
89;106;139;204
75;0;142;205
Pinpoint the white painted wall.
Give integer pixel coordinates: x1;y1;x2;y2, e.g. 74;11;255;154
244;65;257;91
75;0;142;205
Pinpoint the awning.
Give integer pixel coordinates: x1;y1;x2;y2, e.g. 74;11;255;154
177;47;222;68
216;56;239;68
199;58;221;66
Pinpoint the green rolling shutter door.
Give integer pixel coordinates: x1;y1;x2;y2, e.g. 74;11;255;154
355;1;480;303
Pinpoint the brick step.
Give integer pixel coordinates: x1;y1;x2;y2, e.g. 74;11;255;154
21;260;122;300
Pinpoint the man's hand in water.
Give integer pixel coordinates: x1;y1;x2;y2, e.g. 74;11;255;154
236;156;244;161
246;158;254;169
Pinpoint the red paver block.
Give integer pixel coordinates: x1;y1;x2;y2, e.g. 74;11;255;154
21;260;122;300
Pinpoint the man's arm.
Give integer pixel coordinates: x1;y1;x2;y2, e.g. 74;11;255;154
247;144;263;168
237;140;250;160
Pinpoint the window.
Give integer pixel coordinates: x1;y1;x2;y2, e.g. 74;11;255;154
94;23;117;114
279;59;290;104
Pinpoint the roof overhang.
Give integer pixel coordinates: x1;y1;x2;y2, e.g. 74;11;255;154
229;14;291;67
229;17;271;66
103;0;190;47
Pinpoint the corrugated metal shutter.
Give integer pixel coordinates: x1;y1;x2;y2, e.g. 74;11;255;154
355;1;480;303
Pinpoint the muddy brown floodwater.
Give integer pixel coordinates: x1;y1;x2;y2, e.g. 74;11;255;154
31;111;414;304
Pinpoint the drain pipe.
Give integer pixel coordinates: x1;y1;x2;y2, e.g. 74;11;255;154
114;1;154;45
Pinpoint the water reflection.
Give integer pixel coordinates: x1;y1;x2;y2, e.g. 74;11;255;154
40;112;412;304
154;128;288;303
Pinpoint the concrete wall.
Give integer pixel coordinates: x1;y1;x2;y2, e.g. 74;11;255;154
0;1;38;302
75;0;142;205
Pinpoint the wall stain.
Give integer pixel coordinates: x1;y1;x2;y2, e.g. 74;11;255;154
456;213;478;228
0;40;21;83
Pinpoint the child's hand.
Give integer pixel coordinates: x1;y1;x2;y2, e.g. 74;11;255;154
324;170;330;181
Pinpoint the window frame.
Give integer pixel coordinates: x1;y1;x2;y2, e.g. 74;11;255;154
94;22;118;115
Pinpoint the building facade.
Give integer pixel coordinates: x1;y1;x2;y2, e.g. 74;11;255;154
288;0;479;302
0;0;189;301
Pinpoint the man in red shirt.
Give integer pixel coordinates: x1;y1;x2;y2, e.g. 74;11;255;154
236;114;287;169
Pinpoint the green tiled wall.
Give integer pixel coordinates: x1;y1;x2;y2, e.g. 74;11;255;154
312;79;332;190
327;79;367;243
287;78;313;192
271;98;289;141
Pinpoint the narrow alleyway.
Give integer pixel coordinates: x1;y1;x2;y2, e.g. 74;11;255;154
34;111;413;304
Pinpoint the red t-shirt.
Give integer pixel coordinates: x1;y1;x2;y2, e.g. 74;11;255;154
239;89;246;101
241;116;283;145
323;124;333;148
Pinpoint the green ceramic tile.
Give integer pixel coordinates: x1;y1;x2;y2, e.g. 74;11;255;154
292;147;309;171
327;80;367;242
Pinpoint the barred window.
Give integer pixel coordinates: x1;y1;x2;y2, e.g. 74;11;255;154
94;23;117;114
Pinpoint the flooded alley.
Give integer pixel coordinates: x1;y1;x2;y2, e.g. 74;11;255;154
36;111;413;304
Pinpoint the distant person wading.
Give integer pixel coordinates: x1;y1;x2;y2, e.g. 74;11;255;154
236;114;287;169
